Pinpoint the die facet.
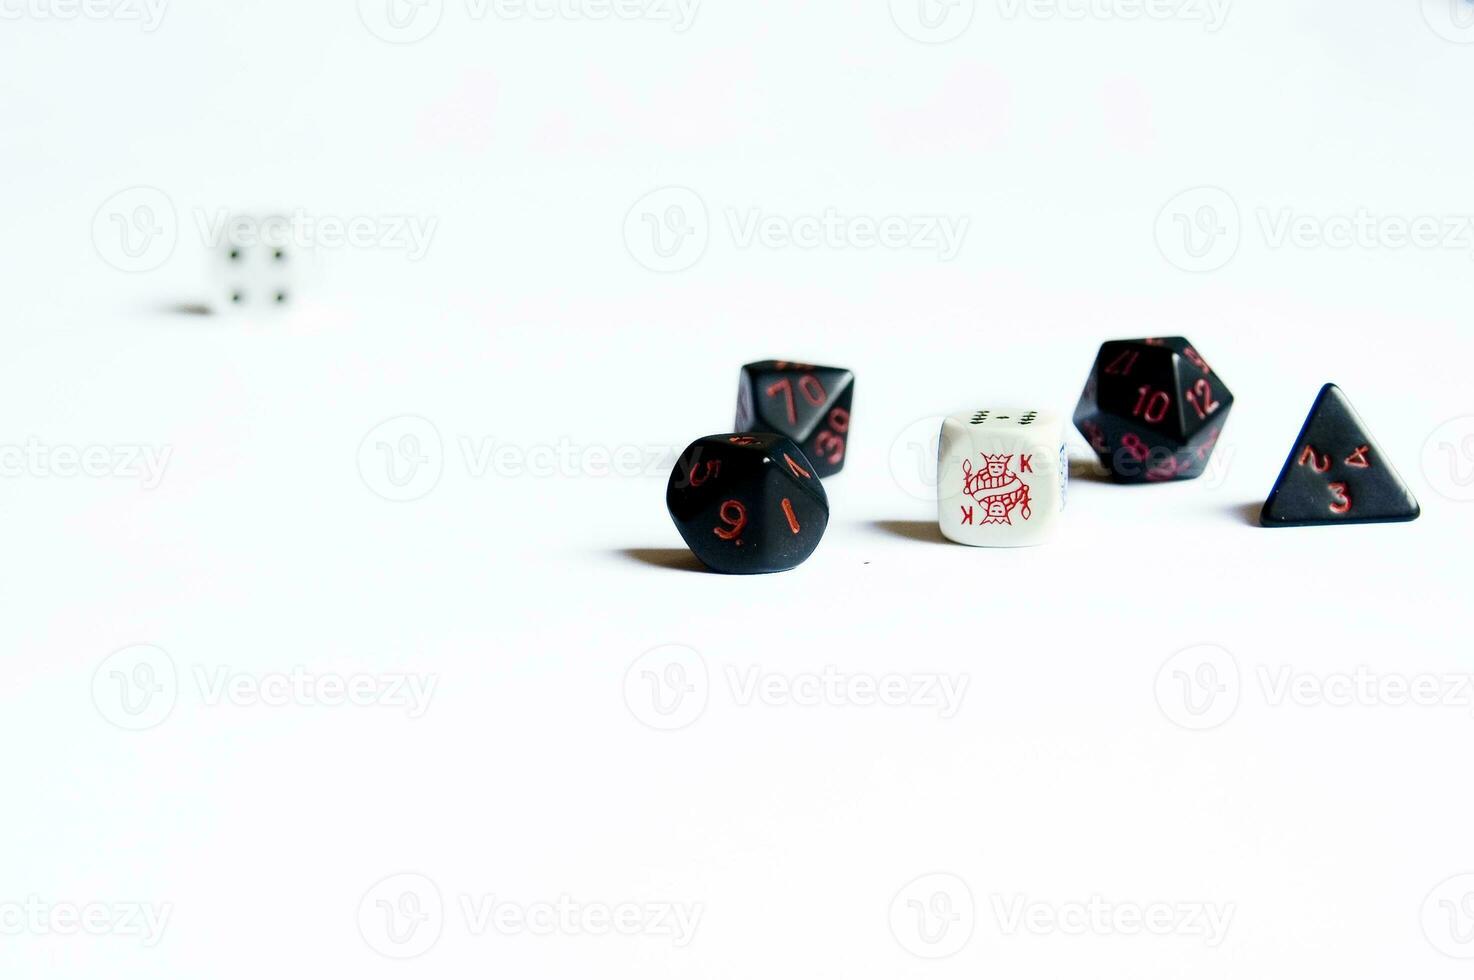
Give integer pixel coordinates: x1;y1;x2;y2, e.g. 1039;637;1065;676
938;409;1067;547
1261;384;1420;527
214;214;296;314
666;433;829;574
735;361;854;478
1073;336;1233;483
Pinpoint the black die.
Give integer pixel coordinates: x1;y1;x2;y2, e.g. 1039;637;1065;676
1073;336;1233;483
735;361;854;477
666;434;829;574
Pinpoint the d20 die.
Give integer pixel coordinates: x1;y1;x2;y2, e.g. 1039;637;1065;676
214;214;296;314
666;433;829;574
735;361;854;478
1073;336;1233;483
938;409;1067;547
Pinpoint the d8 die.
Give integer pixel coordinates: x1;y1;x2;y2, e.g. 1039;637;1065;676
938;409;1067;547
666;434;829;574
1072;336;1233;483
735;361;854;478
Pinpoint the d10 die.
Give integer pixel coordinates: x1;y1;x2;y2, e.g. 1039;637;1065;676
735;361;854;478
938;409;1067;547
1073;336;1233;483
666;433;829;574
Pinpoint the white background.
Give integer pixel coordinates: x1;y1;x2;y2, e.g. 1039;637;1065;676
3;1;1474;977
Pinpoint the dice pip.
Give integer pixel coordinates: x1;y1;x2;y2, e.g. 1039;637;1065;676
667;434;829;574
1073;337;1233;483
735;361;854;478
1261;384;1420;527
938;409;1067;547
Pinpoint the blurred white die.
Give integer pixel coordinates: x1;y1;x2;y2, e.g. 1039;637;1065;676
214;214;296;314
938;409;1067;547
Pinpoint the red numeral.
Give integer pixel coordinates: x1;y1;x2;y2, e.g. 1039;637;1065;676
815;431;844;465
1104;350;1139;376
1133;387;1171;424
1082;420;1108;453
781;498;800;534
827;407;849;433
765;374;827;426
1121;433;1151;462
687;460;720;487
728;436;758;446
1345;445;1371;468
783;453;812;479
1328;482;1352;514
1298;445;1331;473
713;500;748;542
1183;346;1212;375
1184;378;1221;420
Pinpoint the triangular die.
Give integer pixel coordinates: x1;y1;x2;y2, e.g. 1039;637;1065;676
1261;384;1420;527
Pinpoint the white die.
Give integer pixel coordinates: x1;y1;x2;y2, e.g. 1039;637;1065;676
937;409;1067;547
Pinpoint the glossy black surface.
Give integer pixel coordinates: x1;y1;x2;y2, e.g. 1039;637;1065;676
1073;336;1233;483
1261;384;1420;528
666;433;829;574
735;361;854;478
